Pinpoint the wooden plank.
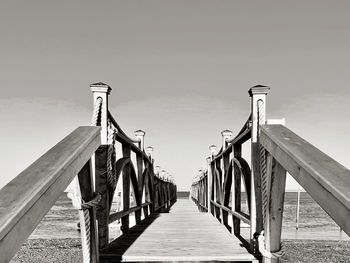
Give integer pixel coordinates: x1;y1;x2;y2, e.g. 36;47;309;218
101;199;256;262
0;126;100;263
260;124;350;236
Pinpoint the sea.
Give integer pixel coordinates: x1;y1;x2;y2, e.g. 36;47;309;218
28;192;350;241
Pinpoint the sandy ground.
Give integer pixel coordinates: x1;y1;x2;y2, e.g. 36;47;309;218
11;239;350;263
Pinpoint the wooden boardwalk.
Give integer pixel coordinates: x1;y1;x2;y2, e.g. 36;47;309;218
101;199;257;262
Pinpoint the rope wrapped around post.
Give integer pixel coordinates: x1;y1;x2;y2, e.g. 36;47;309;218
106;122;118;191
91;97;103;126
258;99;268;224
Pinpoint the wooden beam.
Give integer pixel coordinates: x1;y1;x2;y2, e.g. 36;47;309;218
260;124;350;236
0;126;100;263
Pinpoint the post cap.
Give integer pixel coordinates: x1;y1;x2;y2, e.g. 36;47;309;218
221;129;233;137
134;130;146;140
209;145;217;155
90;82;112;94
146;146;153;154
248;85;270;97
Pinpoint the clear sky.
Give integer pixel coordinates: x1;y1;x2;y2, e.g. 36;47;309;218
1;0;349;191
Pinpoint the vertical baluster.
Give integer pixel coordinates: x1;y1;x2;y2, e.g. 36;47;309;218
206;157;212;213
221;130;232;229
146;147;155;214
209;145;217;217
135;130;145;224
121;143;131;234
233;143;242;236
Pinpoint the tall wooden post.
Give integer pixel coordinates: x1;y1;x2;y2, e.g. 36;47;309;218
91;82;111;249
206;157;212;212
221;130;232;229
146;146;155;213
248;85;270;253
209;145;217;217
135;130;145;223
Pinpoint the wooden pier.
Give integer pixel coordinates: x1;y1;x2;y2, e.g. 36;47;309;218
0;83;350;263
101;198;257;262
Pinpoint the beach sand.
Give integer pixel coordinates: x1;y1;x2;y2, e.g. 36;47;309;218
11;239;350;263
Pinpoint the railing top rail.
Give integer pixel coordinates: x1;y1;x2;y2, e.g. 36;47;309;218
211;115;252;162
107;110;154;164
0;126;101;241
260;124;350;212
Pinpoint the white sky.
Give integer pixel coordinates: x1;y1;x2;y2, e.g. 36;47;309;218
1;0;349;191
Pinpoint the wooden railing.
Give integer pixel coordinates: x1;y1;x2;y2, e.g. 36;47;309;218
0;126;101;263
91;83;177;251
0;82;176;263
191;85;350;263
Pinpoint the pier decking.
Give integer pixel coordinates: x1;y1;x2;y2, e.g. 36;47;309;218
101;199;256;262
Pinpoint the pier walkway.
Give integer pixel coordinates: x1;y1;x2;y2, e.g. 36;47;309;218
101;198;256;262
1;83;350;263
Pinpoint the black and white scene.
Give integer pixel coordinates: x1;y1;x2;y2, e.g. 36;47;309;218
0;1;349;262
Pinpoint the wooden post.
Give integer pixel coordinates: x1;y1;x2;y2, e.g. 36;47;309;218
263;152;287;263
146;147;155;213
296;188;300;230
91;82;111;249
233;143;242;236
135;130;145;223
215;158;222;222
249;85;270;253
209;145;217;217
206;157;212;212
78;160;99;263
121;143;131;234
221;130;232;229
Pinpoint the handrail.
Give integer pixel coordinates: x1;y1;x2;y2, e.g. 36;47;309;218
260;124;350;236
211;115;252;162
192;85;350;262
0;126;101;262
107;110;139;144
